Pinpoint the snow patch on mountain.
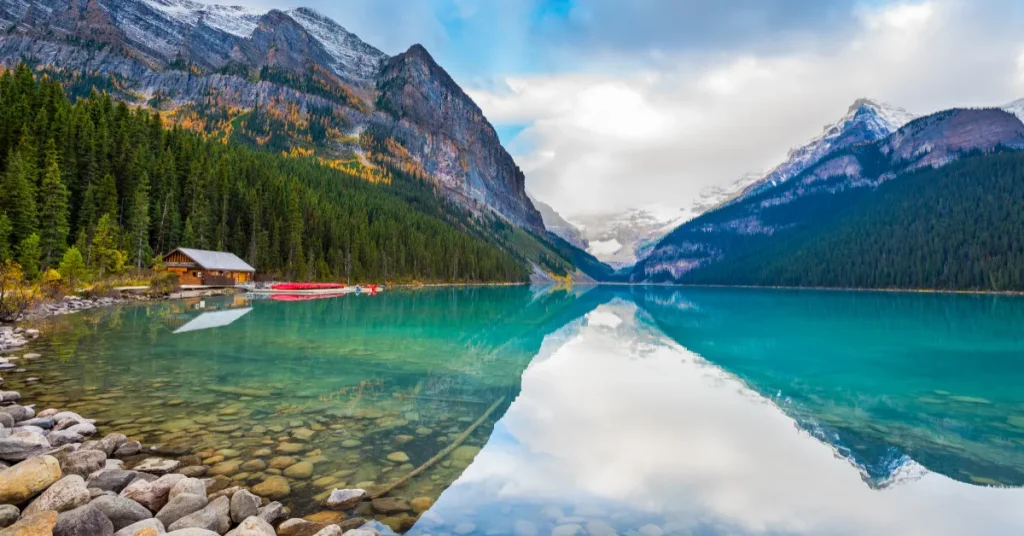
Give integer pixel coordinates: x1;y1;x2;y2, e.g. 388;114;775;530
285;7;387;83
570;205;691;268
1003;98;1024;123
141;0;262;37
725;98;916;206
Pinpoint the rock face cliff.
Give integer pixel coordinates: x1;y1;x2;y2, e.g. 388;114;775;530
635;107;1024;282
374;45;544;229
0;0;548;232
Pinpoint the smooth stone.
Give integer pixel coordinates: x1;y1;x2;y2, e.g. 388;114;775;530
207;461;242;477
268;457;296;470
1;510;57;535
224;516;275;536
409;496;432;514
88;470;140;493
134;459;181;476
324;489;365;510
90;495;154;531
277;518;329;536
385;452;408;464
167;496;229;534
0;505;18;528
339;441;361;448
176;468;207;479
238;460;265;473
114;442;143;458
283;462;313;480
113;518;166;536
45;431;85;448
370;497;410;515
252;476;290;500
275;444;303;455
120;474;187;512
54;504;113;536
310;526;341;536
0;432;50;462
24;475;89;516
168;479;207;502
256;502;287;526
155;493;208;528
60;450;107;478
0;455;63;503
229;490;260;524
165;530;218;536
339;531;376;536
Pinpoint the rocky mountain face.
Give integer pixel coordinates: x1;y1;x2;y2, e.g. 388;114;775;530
634;106;1024;281
570;207;690;269
529;194;587;250
0;0;549;233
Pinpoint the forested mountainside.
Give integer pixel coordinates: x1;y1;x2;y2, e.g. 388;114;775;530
671;151;1024;291
635;107;1024;291
0;0;608;281
0;65;552;283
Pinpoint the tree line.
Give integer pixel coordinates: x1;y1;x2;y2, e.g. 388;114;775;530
680;150;1024;291
0;64;529;284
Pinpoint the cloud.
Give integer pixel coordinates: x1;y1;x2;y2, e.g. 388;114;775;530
467;0;1024;217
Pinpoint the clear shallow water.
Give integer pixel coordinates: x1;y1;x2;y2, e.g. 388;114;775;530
9;287;1024;535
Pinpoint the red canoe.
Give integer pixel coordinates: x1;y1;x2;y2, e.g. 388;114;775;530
270;294;345;302
271;283;346;291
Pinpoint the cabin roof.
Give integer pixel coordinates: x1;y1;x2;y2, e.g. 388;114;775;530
168;248;256;273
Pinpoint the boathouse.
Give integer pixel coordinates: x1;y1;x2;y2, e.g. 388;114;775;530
162;248;255;286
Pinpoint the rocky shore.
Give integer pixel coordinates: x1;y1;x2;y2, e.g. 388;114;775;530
0;366;391;535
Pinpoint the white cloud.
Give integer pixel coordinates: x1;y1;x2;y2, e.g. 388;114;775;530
468;0;1023;218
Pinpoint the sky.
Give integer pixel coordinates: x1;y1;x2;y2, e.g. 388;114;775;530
225;0;1024;218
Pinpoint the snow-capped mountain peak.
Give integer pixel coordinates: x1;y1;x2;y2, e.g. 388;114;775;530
569;205;693;268
724;97;916;205
140;0;263;37
1003;98;1024;123
284;7;387;83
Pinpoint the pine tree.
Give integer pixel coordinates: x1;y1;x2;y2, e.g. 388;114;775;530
0;150;37;244
17;233;41;280
0;214;11;262
58;246;87;289
127;172;151;271
91;214;124;277
38;140;70;268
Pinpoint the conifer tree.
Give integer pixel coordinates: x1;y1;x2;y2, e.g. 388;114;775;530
128;172;151;271
17;233;41;280
58;246;87;289
91;214;124;277
0;150;37;244
38;140;70;268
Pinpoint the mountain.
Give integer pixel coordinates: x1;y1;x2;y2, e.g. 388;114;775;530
0;0;607;279
570;206;690;269
528;193;587;250
722;98;917;208
634;106;1024;287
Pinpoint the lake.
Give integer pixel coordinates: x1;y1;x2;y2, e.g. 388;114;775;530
10;286;1024;535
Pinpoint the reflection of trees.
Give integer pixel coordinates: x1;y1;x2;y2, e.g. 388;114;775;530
632;287;1024;488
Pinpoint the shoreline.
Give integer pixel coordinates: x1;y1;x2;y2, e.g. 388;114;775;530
0;329;393;535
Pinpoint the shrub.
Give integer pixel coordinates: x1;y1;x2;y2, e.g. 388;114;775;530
40;269;64;299
149;271;180;296
0;261;36;322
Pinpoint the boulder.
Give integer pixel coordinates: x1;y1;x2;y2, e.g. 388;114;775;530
23;475;89;516
45;431;84;448
114;442;142;459
370;497;410;515
166;497;228;534
167;479;206;502
251;476;289;500
14;419;53;430
0;510;57;535
324;489;365;510
54;504;113;536
0;406;34;423
256;502;287;526
0;456;62;504
60;450;107;478
121;474;186;512
224;516;275;536
155;493;208;528
229;490;260;524
0;432;50;462
0;415;12;430
133;459;181;476
0;505;16;528
113;518;166;536
88;470;140;493
277;518;327;536
90;495;154;531
65;424;97;438
85;435;128;457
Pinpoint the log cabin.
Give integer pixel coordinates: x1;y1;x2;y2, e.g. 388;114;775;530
162;248;256;286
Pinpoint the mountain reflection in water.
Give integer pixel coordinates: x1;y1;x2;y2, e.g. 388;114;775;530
20;286;1024;535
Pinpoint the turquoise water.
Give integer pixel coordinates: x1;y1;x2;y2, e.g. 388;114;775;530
10;286;1024;535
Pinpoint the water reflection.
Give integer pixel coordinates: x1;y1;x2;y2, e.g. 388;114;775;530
417;296;1024;536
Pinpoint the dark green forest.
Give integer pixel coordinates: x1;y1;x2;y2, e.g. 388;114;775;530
681;150;1024;291
0;64;532;283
